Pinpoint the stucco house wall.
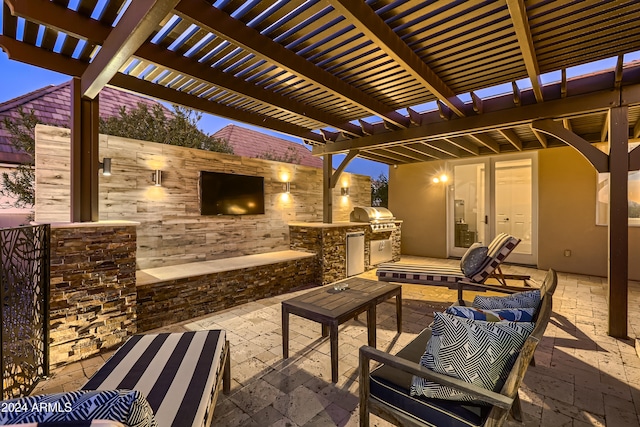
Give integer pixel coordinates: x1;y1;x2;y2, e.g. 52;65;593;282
34;124;371;269
389;146;640;281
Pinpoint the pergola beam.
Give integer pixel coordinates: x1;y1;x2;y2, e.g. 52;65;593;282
444;137;480;156
507;0;543;102
468;133;500;154
312;86;622;155
532;129;548;148
110;73;324;143
329;150;358;189
498;128;523;151
329;0;466;117
6;0;362;137
531;119;609;172
81;0;180;99
385;146;440;162
174;0;410;128
424;141;461;158
0;36;324;143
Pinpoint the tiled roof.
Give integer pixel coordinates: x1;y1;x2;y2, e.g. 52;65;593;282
0;81;322;168
213;124;322;168
0;80;169;164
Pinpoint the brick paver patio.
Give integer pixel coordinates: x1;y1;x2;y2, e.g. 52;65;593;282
33;258;640;426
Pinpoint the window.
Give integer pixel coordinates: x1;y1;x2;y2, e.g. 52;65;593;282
596;142;640;226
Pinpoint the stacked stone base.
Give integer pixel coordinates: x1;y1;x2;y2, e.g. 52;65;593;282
136;256;319;332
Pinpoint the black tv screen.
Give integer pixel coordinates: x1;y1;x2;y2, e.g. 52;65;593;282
200;171;265;215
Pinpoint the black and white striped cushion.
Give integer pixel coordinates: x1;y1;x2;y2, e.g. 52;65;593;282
82;330;226;427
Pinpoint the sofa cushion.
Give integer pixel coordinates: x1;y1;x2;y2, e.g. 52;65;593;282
0;389;156;426
472;289;541;310
410;312;535;402
460;243;489;277
446;305;536;322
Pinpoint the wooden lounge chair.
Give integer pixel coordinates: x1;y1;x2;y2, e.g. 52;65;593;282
359;269;556;427
376;233;525;289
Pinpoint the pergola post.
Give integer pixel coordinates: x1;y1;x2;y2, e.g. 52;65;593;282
323;154;333;223
532;111;631;338
70;78;100;222
608;106;629;338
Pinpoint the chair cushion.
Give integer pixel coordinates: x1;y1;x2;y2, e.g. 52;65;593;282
376;263;465;286
460;243;489;277
446;305;536;322
369;328;489;427
410;312;535;402
0;389;156;426
472;289;541;310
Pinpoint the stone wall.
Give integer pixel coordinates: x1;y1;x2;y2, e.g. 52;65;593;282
34;125;371;270
289;223;402;285
48;222;137;368
136;256;318;332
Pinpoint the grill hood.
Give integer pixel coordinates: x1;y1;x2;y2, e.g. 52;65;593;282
350;206;395;222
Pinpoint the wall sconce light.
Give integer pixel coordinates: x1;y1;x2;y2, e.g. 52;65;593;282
282;182;290;193
341;187;350;196
432;174;448;184
151;170;162;186
99;158;111;176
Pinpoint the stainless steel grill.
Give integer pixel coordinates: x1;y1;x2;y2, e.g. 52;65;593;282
350;207;397;233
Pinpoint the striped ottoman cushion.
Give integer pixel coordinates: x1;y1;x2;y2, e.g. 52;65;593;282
377;264;465;286
82;330;228;427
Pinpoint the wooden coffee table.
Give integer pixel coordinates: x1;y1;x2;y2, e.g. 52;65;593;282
281;277;402;383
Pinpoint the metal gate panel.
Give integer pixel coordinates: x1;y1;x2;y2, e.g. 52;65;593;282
0;224;50;399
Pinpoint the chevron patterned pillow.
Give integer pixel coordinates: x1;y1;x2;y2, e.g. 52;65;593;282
410;312;535;402
472;289;541;310
0;389;157;426
446;305;536;322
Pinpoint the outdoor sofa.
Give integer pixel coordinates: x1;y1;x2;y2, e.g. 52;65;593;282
376;233;522;288
359;269;556;427
0;330;230;427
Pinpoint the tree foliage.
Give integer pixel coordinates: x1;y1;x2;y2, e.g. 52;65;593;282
257;146;302;164
99;104;234;153
0;103;235;209
371;173;388;207
0;107;38;208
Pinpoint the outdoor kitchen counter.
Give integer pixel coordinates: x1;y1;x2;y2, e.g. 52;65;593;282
288;221;403;228
288;221;373;228
289;221;402;285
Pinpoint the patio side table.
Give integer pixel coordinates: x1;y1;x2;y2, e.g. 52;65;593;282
281;277;402;383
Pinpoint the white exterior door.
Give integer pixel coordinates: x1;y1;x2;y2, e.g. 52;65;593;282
448;153;537;265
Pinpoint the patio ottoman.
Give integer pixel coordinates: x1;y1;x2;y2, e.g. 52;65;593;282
82;330;230;427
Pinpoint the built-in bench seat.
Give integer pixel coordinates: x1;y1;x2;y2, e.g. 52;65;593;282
136;250;316;285
135;250;319;331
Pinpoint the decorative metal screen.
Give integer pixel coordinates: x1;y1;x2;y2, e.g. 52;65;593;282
0;224;50;399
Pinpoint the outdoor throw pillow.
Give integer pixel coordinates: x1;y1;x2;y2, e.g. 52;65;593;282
410;312;535;402
472;289;541;310
0;389;157;427
446;305;536;322
459;243;489;277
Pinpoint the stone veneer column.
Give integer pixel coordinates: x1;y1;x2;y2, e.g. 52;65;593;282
48;221;138;368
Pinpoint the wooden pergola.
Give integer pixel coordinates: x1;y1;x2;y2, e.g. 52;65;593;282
2;0;640;338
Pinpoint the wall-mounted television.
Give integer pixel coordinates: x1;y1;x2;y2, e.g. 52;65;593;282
200;171;265;215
